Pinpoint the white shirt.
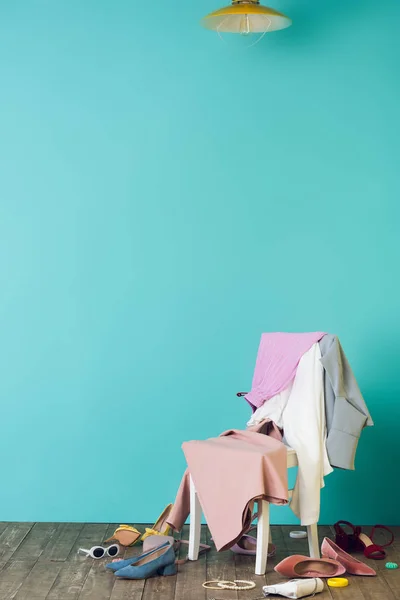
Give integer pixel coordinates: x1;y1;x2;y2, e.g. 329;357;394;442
247;343;332;525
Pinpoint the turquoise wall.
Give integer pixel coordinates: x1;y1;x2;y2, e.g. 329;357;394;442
0;0;399;525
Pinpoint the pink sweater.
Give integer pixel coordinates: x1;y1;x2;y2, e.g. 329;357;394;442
245;332;326;409
167;421;288;551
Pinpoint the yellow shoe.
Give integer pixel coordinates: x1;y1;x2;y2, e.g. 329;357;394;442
104;525;141;547
141;504;173;542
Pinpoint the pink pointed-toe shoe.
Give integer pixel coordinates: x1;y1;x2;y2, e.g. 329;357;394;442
275;554;345;578
321;537;376;576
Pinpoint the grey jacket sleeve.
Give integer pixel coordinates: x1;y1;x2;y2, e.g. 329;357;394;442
319;335;373;470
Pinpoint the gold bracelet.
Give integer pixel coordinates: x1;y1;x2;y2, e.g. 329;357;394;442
221;580;256;590
202;580;256;591
203;580;234;590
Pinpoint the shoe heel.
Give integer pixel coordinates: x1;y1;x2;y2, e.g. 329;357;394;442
158;562;177;576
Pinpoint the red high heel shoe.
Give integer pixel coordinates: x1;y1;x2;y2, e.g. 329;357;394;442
357;525;394;560
334;521;394;560
334;521;363;552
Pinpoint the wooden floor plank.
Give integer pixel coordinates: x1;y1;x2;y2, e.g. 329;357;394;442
0;522;397;600
11;523;59;561
141;569;176;600
281;524;310;556
109;526;150;600
389;525;400;552
326;525;397;600
110;575;145;600
353;540;398;600
234;543;265;598
141;527;178;600
328;583;364;600
46;523;110;600
381;569;400;599
0;522;10;536
0;523;35;571
254;525;286;591
40;523;84;562
205;526;237;600
281;525;333;600
174;524;206;600
77;525;124;600
356;576;396;600
232;524;285;597
0;559;37;600
327;526;398;600
316;526;352;600
14;560;62;600
378;536;400;598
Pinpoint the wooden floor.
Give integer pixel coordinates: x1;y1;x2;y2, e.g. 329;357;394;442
0;523;399;599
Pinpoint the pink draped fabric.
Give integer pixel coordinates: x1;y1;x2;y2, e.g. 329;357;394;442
245;332;326;409
167;421;288;551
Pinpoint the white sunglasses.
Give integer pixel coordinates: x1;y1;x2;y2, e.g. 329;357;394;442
78;544;120;559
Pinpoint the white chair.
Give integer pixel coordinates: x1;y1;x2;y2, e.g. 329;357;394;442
188;447;320;575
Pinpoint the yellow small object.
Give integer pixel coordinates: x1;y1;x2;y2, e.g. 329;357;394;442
140;504;173;542
103;525;141;547
327;578;349;588
141;527;170;541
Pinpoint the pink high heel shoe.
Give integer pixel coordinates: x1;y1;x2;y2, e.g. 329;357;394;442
275;554;345;578
321;537;376;576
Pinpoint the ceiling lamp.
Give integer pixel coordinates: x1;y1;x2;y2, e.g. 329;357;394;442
201;0;292;37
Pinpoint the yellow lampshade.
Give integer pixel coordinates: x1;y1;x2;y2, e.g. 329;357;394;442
201;0;291;34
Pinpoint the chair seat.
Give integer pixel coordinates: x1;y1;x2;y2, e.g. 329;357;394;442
286;446;298;468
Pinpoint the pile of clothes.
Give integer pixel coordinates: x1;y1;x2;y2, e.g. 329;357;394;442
167;332;373;551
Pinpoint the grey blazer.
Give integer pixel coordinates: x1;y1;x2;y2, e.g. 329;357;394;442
319;335;373;470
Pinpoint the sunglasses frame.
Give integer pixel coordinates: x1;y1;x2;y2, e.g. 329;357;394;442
78;543;120;559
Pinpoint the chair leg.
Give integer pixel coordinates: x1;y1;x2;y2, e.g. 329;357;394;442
307;523;320;558
255;499;270;575
188;475;201;561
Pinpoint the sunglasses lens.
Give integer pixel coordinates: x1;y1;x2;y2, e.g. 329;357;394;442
93;547;105;558
108;545;119;557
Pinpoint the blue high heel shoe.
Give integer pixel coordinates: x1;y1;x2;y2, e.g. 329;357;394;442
106;541;171;572
115;542;177;579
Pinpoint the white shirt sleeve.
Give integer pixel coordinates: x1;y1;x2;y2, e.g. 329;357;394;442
283;343;333;525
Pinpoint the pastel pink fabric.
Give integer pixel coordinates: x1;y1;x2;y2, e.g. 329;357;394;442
245;332;326;409
167;421;288;551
